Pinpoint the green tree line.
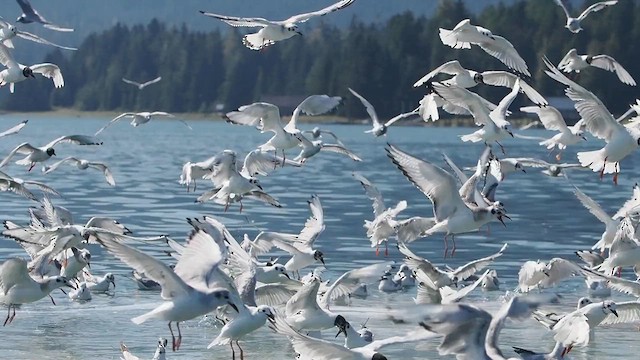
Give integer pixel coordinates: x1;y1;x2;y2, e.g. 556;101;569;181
3;0;640;119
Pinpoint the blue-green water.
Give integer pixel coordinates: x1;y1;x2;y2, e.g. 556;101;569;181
0;116;638;359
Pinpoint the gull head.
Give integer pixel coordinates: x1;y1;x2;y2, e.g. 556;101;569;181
16;15;27;24
105;273;116;288
211;289;239;313
602;300;618;317
22;67;35;79
155;338;168;355
490;204;510;227
566;19;582;33
273;264;290;279
52;276;77;290
577;297;593;309
473;73;485;84
80;250;92;268
334;314;349;338
285;24;302;36
313;250;326;266
46;148;56;157
636;137;640;146
6;25;17;36
257;305;275;321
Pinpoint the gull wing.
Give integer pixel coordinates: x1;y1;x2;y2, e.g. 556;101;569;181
319;262;391;308
285;94;341;132
319;144;362;161
600;301;640;325
553;312;590;348
0;142;39;168
297;194;325;246
285;279;322;315
0;43;19;68
481;72;547;105
452;243;508;280
268;316;360;360
95;113;134;136
352;172;386;217
283;0;356;25
42;156;79;174
87;162;116;186
553;0;572;18
577;1;619;21
432;83;493;127
199;11;272;27
573;185;613;225
30;63;64;88
398;242;448;282
241;149;300;177
413;60;466;88
94;233;190;300
16;30;76;50
386;144;466;222
45;134;103;149
590;55;636;86
543;56;621;142
489;78;519;127
384;110;419;127
614;183;640;219
225;102;282;132
0;258;32;295
348;87;380;128
520;105;569;132
173;229;226;290
121;78;141;87
478;35;530;76
141;76;162;87
0;120;27;138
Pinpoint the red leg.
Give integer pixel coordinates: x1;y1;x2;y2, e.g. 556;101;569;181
176;322;182;350
168;322;177;351
451;235;457;257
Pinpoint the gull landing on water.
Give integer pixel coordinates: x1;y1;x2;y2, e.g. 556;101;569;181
554;0;618;34
200;0;355;51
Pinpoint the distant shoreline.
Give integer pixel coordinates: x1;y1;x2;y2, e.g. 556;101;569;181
0;108;539;128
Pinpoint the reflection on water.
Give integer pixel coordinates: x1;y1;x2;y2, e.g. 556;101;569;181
0;116;639;359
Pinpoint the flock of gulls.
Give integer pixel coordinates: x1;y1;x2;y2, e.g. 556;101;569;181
2;0;640;359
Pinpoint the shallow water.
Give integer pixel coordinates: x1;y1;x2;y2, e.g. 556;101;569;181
0;116;639;359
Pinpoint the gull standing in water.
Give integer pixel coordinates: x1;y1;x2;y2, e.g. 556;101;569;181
0;135;103;171
544;56;640;184
95;112;190;135
200;0;355;50
95;229;239;351
553;0;618;33
348;87;418;137
386;144;509;257
0;257;76;325
558;48;635;86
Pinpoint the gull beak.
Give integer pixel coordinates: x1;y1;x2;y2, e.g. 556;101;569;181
283;273;291;280
67;282;77;290
497;214;510;227
110;279;116;288
319;257;326;266
611;309;619;317
581;136;587;141
335;324;347;338
296;31;303;36
508;130;514;138
267;312;275;321
520;168;526;173
227;301;240;313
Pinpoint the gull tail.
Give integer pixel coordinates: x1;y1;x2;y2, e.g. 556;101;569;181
460;133;483;143
207;335;230;349
242;33;274;51
577;149;606;172
131;311;155;325
438;28;469;49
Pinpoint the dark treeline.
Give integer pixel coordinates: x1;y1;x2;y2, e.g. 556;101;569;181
4;0;640;118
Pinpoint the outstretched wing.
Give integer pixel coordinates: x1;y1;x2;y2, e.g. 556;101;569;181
283;0;356;25
199;11;272;27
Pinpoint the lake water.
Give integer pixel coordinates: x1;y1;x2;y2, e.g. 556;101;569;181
0;115;639;359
